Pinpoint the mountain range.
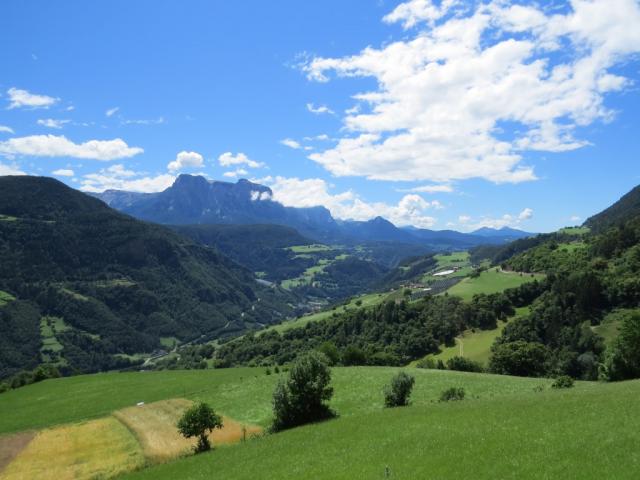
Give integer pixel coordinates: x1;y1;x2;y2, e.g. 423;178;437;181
94;174;533;248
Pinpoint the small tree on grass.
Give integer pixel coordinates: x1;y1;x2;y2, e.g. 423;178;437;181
177;402;223;453
439;387;465;402
384;371;415;408
271;352;335;432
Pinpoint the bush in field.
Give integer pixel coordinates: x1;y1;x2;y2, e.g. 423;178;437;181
177;402;223;452
446;356;484;373
383;371;415;408
440;387;465;402
551;375;574;389
271;352;335;432
416;357;436;369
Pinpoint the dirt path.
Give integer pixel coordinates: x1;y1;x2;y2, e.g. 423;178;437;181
0;432;35;473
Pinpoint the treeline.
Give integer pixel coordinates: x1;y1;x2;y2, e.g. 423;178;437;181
487;217;640;380
216;281;543;368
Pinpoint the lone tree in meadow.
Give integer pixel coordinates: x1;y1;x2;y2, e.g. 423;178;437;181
177;402;223;452
384;371;415;408
271;351;335;432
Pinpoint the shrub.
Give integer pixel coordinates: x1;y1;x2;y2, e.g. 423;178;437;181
551;375;574;389
177;402;223;452
415;357;436;369
271;352;335;432
440;387;465;402
446;356;484;373
383;371;415;408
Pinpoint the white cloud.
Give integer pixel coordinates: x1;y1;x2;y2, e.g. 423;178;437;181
223;168;249;178
0;125;14;134
266;176;439;228
402;184;454;193
306;103;335;115
250;190;272;201
280;138;302;149
302;0;640;184
37;118;70;129
518;207;533;220
218;152;264;169
167;150;204;172
52;168;75;177
106;107;119;117
80;164;175;193
0;135;143;161
460;207;534;231
0;162;26;175
570;215;581;222
383;0;459;29
7;87;59;109
122;116;165;125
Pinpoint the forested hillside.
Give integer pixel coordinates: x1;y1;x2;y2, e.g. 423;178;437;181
0;176;296;381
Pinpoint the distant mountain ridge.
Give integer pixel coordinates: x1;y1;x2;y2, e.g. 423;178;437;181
94;175;534;248
0;176;295;379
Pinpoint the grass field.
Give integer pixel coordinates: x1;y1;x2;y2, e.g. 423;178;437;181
445;269;544;301
0;367;551;435
429;307;531;366
288;244;333;253
559;226;590;236
121;379;640;480
261;292;389;335
0;417;145;480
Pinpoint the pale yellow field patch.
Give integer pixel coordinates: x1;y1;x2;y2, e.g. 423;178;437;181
0;417;144;480
113;398;263;463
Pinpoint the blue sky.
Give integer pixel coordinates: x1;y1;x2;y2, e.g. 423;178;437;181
1;0;639;233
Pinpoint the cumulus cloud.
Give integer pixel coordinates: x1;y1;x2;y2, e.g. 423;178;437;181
570;215;581;222
306;103;334;115
105;107;119;117
302;0;640;184
80;164;175;193
223;168;249;178
218;152;264;169
0;135;143;161
402;184;453;193
280;138;302;149
167;150;204;172
37;118;70;129
460;207;534;231
52;168;75;177
0;162;26;175
250;190;272;201
0;125;14;134
7;87;59;109
518;207;533;220
266;176;439;228
383;0;459;29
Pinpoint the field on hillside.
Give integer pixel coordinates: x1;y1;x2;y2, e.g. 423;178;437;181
261;292;389;335
429;306;531;366
0;367;551;435
0;367;558;479
122;379;640;480
445;268;544;301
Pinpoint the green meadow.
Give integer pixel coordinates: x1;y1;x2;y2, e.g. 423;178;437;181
445;269;544;301
122;378;640;480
